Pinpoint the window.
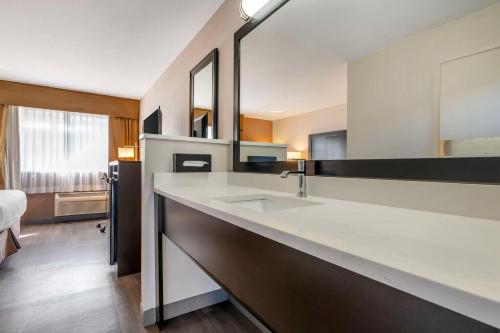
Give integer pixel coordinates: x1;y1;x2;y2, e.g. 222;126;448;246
19;107;109;193
309;130;347;160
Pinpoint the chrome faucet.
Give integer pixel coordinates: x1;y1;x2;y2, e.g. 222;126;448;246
280;160;307;197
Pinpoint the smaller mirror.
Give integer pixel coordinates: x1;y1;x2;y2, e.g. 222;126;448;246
439;46;500;157
190;48;218;139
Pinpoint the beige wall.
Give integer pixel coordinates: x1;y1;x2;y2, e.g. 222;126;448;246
141;1;500;155
273;104;347;157
140;0;243;140
139;3;243;314
347;3;500;159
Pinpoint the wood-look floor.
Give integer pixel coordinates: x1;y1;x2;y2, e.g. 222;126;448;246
0;221;260;333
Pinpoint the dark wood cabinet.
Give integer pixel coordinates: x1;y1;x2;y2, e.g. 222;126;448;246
109;160;141;277
156;196;498;332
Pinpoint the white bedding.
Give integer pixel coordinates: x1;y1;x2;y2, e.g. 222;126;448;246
0;190;27;232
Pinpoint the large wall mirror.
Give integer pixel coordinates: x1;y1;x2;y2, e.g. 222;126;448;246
190;48;218;139
234;0;500;183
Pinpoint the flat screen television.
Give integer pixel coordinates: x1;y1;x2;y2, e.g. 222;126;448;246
143;107;162;134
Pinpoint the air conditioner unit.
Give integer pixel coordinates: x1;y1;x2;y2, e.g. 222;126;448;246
54;191;109;216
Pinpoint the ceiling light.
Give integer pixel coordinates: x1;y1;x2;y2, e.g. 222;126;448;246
240;0;272;21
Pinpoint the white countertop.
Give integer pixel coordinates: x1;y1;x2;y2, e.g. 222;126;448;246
154;174;500;328
140;133;230;145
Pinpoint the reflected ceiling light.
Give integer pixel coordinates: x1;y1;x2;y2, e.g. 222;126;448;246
20;233;38;239
240;0;272;21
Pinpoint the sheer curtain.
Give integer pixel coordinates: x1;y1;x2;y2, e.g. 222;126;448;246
5;106;21;190
19;107;108;194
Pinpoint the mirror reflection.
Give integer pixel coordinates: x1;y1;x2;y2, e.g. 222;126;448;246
239;0;500;162
191;49;218;139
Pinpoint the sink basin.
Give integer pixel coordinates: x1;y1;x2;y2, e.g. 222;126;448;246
215;194;322;212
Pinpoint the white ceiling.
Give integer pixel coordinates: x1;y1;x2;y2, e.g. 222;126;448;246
240;0;500;121
0;0;223;99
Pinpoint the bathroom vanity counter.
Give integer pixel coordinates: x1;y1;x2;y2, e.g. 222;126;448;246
154;173;500;330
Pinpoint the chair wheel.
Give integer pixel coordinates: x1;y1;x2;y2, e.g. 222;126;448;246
100;226;107;233
96;223;102;228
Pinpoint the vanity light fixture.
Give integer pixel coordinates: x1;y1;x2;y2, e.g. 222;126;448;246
240;0;272;21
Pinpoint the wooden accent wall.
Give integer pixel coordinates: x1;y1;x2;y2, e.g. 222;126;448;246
240;116;273;143
193;108;213;124
0;80;140;119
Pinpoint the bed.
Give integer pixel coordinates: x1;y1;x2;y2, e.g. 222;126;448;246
0;190;26;263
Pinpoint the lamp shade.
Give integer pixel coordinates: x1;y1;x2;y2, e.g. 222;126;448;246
118;146;135;159
287;151;302;160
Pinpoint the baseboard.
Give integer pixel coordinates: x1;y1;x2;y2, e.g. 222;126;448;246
23;212;109;224
229;296;270;333
142;289;228;327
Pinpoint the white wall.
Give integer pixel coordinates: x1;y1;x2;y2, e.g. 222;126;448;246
273;104;347;157
140;135;231;317
140;0;243;140
347;3;500;159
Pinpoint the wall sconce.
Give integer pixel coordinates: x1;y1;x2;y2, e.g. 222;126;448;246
118;146;136;160
287;151;303;160
240;0;272;21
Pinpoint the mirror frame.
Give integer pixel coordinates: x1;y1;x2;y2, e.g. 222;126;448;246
190;48;219;139
233;0;500;184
